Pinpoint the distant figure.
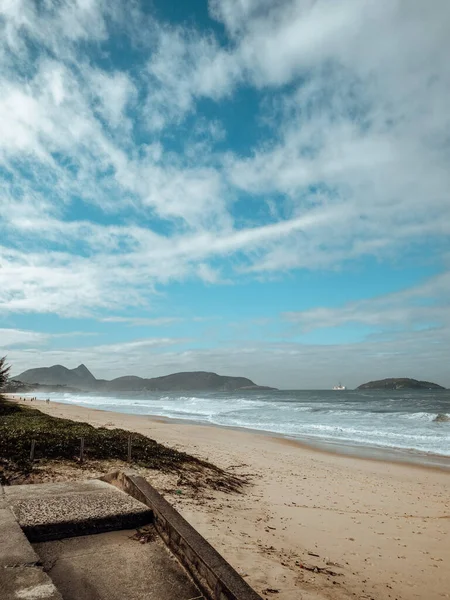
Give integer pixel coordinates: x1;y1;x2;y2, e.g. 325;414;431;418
46;398;50;404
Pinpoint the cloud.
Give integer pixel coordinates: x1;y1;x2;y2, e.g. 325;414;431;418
0;201;351;315
213;1;449;274
86;68;137;129
0;0;449;327
99;317;183;326
209;0;276;36
284;271;450;332
0;328;49;348
89;337;189;353
0;327;94;350
143;25;240;130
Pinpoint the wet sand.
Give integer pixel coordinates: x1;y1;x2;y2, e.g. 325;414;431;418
8;396;450;600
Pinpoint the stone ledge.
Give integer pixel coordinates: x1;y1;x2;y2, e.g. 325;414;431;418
0;508;40;567
102;470;263;600
0;489;63;600
4;480;112;499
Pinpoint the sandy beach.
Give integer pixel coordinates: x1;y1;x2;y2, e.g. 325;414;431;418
7;396;450;600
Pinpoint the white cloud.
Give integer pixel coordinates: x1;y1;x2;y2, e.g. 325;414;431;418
0;327;94;350
209;0;276;36
99;317;183;326
143;26;240;130
284;271;450;332
0;200;349;315
0;328;49;348
219;1;450;271
87;68;137;128
196;263;222;284
88;337;189;353
0;0;449;343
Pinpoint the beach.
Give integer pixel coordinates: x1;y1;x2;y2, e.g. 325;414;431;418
7;396;450;600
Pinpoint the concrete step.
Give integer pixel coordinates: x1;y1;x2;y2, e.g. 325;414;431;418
4;480;153;542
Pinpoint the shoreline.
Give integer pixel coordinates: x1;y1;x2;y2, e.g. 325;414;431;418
6;395;450;600
12;394;450;472
144;414;450;471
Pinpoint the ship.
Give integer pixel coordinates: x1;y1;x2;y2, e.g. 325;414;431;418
332;383;346;390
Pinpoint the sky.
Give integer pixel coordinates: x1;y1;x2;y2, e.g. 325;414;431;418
1;0;450;389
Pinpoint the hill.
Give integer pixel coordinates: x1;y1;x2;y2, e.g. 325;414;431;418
357;378;445;390
14;365;275;392
15;364;97;389
105;371;259;392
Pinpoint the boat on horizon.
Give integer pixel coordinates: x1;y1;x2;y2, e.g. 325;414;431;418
333;383;347;390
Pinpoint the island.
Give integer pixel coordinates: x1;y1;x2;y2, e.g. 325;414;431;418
13;364;277;392
357;378;445;390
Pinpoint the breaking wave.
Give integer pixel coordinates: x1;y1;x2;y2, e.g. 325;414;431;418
27;389;450;458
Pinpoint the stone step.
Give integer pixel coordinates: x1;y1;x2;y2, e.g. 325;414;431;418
4;480;153;542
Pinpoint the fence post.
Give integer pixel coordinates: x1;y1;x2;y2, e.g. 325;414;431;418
79;437;85;464
30;440;36;461
127;435;132;463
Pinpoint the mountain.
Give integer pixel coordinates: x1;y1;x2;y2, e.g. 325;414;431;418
357;378;445;390
71;363;97;383
105;372;257;392
14;365;274;392
15;364;97;389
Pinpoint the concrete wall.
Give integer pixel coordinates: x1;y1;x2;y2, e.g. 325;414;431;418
101;471;262;600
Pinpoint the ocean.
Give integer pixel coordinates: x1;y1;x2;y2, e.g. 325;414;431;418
29;389;450;462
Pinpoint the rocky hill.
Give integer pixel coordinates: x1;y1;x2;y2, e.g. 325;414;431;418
14;365;275;392
357;378;445;390
104;371;259;392
15;364;97;389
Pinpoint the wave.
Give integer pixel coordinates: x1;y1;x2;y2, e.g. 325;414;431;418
28;390;450;457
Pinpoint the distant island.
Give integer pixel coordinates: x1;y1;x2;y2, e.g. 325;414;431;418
357;378;445;390
12;364;277;393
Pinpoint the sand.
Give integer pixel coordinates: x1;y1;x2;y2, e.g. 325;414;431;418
7;396;450;600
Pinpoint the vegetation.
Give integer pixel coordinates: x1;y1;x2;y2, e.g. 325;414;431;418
357;378;445;390
0;356;11;391
0;396;246;492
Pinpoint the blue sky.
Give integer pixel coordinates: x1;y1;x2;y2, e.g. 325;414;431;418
1;0;450;388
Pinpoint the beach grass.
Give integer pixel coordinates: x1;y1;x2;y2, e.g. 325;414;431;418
0;396;246;493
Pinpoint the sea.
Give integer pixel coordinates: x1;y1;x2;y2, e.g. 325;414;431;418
28;389;450;465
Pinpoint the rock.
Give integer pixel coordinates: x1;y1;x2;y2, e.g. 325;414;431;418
433;413;450;422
